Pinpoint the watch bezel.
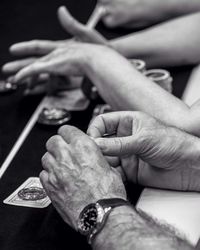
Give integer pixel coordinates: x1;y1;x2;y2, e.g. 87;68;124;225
77;203;109;236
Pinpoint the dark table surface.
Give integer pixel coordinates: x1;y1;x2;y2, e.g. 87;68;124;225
0;0;196;249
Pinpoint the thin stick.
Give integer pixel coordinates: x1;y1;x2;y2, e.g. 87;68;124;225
0;4;105;179
0;99;45;179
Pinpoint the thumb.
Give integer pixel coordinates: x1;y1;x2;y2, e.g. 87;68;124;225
57;6;86;38
94;136;140;156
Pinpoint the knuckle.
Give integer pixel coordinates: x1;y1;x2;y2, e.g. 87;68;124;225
39;170;45;181
41;153;48;166
73;137;95;153
46;135;62;150
58;125;68;135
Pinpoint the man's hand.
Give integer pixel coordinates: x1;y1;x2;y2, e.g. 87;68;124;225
40;125;126;230
87;111;200;191
2;6;107;75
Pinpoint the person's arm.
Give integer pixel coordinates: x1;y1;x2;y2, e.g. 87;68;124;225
83;45;195;132
40;125;194;250
9;43;200;136
99;0;200;29
93;206;193;250
110;12;200;67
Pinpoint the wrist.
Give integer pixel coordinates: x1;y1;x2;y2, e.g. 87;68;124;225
92;205;137;249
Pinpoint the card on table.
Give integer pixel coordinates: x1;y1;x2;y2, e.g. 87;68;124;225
3;177;51;208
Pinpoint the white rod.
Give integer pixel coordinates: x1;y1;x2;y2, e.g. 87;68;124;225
0;99;45;179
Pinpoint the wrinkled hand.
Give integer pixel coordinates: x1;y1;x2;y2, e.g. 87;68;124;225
2;6;107;76
87;111;200;191
40;125;126;230
99;0;168;28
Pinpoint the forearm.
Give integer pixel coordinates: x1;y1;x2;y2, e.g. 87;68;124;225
110;12;200;67
83;45;191;129
93;206;193;250
160;0;200;18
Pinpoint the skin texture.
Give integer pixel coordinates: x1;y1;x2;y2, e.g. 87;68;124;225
88;111;200;191
98;0;200;28
40;125;126;229
93;206;193;250
40;123;194;250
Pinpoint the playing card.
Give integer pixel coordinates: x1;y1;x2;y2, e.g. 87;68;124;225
3;177;51;208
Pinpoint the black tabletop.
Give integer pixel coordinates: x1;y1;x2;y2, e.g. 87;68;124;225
0;0;196;249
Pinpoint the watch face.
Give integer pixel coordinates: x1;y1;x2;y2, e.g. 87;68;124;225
78;204;98;235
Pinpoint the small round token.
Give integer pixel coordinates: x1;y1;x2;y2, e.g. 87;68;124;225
129;59;146;73
0;80;17;93
144;69;173;93
38;107;71;125
18;187;47;201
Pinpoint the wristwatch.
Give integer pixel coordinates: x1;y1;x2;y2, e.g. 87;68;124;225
77;198;130;244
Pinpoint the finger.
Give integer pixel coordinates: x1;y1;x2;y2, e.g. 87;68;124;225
94;136;139;156
121;155;139;184
10;40;57;56
2;58;37;74
13;59;53;83
104;156;120;167
87;112;121;138
46;135;70;161
58;125;87;144
115;166;127;182
39;170;49;191
41;152;58;172
58;6;87;38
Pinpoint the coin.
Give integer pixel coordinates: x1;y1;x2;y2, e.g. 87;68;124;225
144;69;173;93
0;80;17;93
18;187;47;201
38;107;71;125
